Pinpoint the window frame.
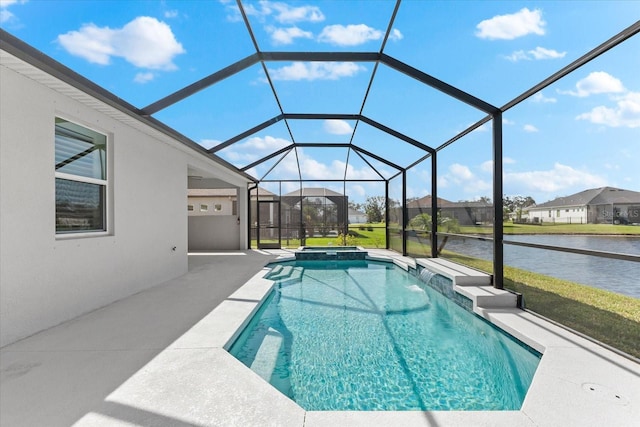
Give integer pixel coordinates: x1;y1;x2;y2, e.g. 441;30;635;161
55;116;111;238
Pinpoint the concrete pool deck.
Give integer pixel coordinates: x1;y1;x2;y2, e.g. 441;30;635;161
1;250;638;426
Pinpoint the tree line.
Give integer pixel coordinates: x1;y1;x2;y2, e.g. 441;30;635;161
350;195;537;224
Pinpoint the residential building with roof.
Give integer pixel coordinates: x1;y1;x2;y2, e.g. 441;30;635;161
349;208;367;224
406;195;494;226
0;34;253;346
526;187;640;224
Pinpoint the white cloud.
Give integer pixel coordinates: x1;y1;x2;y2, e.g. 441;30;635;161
0;0;24;7
505;46;566;61
318;24;383;46
268;1;324;23
216;135;291;164
199;139;222;150
223;2;244;22
476;8;545;40
267;62;366;81
0;0;26;24
346;184;366;199
389;28;403;41
133;72;155;83
473;123;489;132
503;118;516;125
504;50;529;62
449;163;474;180
531;92;557;103
324;120;353;135
529;46;566;60
444;163;491;195
559;71;625;97
267;26;313;44
226;1;324;24
164;9;178;18
576;91;640;128
0;9;12;22
463;122;488;133
504;163;606;193
523;124;539;132
343;161;380;180
244;146;382;182
481;161;493;173
482;158;515;173
57;17;185;70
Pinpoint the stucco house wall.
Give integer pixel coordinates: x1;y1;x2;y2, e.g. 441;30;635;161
527;205;588;224
188;196;235;216
0;49;249;347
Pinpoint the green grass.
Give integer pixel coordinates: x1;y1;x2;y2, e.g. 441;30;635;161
455;223;640;235
442;252;640;359
252;223;388;249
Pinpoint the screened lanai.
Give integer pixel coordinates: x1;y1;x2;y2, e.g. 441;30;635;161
115;1;639;292
2;2;637;300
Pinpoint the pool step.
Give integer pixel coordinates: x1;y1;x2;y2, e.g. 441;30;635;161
416;258;491;286
454;285;517;309
269;264;284;277
250;327;284;382
269;265;303;286
280;267;303;286
416;258;516;310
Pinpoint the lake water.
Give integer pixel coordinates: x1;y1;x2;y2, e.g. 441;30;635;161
435;235;640;298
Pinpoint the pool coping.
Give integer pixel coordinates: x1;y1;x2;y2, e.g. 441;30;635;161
163;250;639;426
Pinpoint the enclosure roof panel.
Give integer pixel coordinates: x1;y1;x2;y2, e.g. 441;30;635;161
2;0;638;202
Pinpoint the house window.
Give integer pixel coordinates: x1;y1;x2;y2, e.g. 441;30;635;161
188;205;194;211
214;204;222;212
200;204;208;212
55;118;107;234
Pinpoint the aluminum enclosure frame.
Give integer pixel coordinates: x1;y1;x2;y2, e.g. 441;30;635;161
3;1;637;290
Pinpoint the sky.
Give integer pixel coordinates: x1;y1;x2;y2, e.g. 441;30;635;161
2;0;639;204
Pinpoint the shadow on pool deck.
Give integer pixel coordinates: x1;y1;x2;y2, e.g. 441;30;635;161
0;250;279;427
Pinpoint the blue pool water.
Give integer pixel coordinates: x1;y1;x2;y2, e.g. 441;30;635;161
228;260;540;411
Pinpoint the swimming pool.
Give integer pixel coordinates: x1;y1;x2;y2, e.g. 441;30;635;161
228;259;540;411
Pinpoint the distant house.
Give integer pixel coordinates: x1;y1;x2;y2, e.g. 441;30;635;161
349;208;367;224
526;187;640;224
406;195;494;226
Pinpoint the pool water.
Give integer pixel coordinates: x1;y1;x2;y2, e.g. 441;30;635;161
228;260;540;411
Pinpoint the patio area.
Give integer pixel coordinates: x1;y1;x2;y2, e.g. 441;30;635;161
1;251;638;427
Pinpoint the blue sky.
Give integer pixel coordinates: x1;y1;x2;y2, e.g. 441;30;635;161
2;0;639;204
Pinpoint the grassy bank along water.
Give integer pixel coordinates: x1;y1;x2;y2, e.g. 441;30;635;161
444;252;640;359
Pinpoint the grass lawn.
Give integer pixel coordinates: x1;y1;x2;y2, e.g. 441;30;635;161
443;252;640;359
457;222;640;235
252;224;388;249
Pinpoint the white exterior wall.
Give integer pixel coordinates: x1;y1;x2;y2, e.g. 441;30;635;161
0;53;249;347
188;216;241;250
528;205;588;224
349;213;367;224
188;197;234;216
